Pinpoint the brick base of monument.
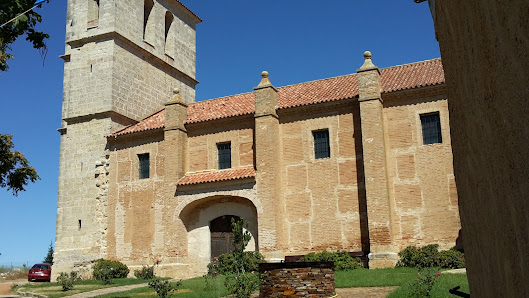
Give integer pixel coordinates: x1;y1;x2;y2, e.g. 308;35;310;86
258;262;336;297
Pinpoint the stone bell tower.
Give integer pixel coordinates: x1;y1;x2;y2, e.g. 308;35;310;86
53;0;201;278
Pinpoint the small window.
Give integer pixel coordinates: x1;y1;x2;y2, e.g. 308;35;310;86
313;129;330;159
420;112;442;145
138;153;150;179
217;143;231;169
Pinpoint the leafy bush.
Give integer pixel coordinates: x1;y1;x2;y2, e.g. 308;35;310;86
134;265;155;279
300;250;363;271
92;259;130;282
148;279;181;297
397;245;465;269
411;267;440;297
57;272;78;291
225;272;260;298
207;251;264;275
436;249;465;269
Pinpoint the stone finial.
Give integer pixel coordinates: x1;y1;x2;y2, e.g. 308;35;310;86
168;87;184;103
256;71;273;88
358;50;379;72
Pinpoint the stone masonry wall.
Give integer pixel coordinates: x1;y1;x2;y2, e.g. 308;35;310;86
186;118;254;173
383;93;460;251
433;1;529;296
106;133;166;264
259;262;335;297
279;101;367;255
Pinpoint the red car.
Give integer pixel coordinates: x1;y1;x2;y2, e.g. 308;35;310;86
28;263;52;282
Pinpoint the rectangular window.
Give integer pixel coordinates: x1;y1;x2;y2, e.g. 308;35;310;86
420;112;443;145
313;129;330;159
138;153;150;179
217;143;232;169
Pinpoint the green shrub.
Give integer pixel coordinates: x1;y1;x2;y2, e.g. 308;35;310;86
207;251;264;275
436;249;465;269
300;250;363;271
148;279;181;297
57;272;77;291
411;267;440;297
134;265;155;279
92;259;130;282
397;245;465;269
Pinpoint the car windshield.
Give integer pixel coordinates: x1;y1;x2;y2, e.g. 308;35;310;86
32;264;49;269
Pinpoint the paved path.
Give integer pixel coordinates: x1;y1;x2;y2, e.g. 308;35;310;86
66;283;149;298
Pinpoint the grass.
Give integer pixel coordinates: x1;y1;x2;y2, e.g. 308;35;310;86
12;268;469;298
98;276;230;298
388;273;470;297
335;267;419;288
14;278;153;298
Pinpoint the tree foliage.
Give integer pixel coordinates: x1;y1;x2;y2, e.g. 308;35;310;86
0;0;49;72
43;241;54;264
0;134;39;196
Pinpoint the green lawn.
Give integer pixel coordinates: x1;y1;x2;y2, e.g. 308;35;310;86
14;278;152;298
388;273;470;298
336;267;419;288
13;268;469;298
98;276;230;298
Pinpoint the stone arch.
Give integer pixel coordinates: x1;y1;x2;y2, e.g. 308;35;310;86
143;0;156;44
87;0;99;26
164;11;175;57
179;195;259;275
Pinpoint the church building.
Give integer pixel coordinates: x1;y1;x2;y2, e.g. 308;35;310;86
53;0;460;279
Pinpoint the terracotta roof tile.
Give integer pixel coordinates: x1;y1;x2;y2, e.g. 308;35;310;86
110;58;444;135
109;109;165;137
277;74;358;109
187;92;255;123
177;167;256;186
381;58;444;93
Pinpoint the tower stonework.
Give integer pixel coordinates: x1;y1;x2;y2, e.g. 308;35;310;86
54;0;200;278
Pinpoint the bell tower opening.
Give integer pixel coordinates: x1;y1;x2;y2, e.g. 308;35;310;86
209;215;240;259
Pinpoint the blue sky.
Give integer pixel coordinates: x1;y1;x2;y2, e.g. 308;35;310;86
0;0;438;266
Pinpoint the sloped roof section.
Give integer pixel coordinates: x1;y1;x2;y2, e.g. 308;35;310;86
110;109;165;137
109;58;444;136
187;92;255;124
381;58;444;93
177;167;256;186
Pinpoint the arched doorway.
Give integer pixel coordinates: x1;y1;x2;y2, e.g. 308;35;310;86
210;215;240;258
179;195;259;275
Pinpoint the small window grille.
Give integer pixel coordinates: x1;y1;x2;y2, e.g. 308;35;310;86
313;129;330;159
138;153;150;179
420;112;443;145
217;143;232;169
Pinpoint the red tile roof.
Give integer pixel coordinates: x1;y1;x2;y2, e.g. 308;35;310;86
187;92;255;123
110;109;165;137
110;58;444;136
177;167;256;186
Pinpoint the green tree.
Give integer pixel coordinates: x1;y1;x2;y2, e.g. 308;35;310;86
224;218;259;298
0;134;39;196
0;0;49;72
43;241;53;264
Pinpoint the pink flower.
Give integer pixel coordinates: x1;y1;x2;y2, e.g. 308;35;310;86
417;272;420;276
214;271;218;274
251;271;254;274
214;257;218;261
436;272;441;277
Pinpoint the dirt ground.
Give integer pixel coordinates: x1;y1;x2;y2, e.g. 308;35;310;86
336;286;398;297
0;279;27;296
